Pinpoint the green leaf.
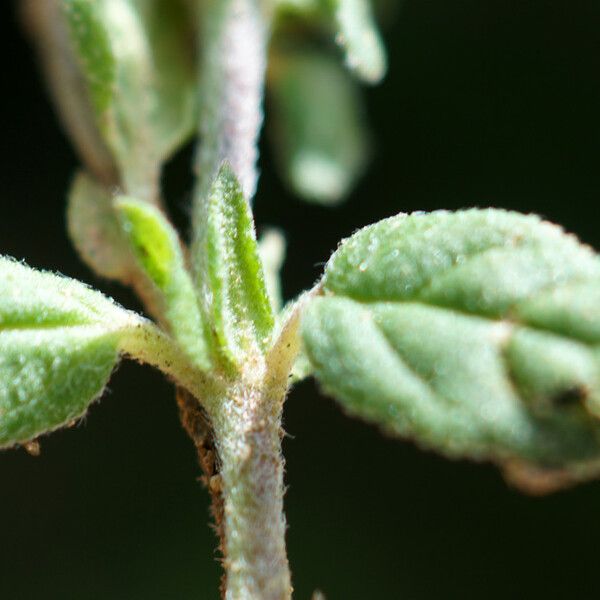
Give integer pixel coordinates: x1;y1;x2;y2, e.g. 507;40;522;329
270;291;316;384
67;171;135;282
124;0;197;158
0;256;139;448
329;0;387;83
67;171;169;320
22;1;118;185
303;209;600;492
117;200;175;289
61;0;115;115
274;0;387;83
115;198;211;370
61;0;196;200
196;164;274;370
269;52;369;204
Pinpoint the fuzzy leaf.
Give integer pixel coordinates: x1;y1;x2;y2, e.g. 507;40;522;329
303;209;600;492
61;0;196;200
330;0;387;83
197;165;274;369
123;0;197;160
275;0;387;83
61;0;115;115
0;257;141;448
269;52;369;204
116;198;211;370
272;292;316;383
22;0;118;185
67;171;135;282
67;172;166;320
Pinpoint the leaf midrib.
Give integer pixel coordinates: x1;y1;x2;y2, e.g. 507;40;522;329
334;295;600;349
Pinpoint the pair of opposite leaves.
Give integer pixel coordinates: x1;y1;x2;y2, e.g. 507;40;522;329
2;178;600;494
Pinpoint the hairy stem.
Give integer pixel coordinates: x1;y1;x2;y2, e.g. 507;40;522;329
187;2;292;596
192;0;270;205
208;379;292;600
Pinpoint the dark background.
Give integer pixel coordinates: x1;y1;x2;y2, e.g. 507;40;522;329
2;1;600;598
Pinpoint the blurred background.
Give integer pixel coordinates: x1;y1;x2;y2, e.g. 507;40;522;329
3;1;600;598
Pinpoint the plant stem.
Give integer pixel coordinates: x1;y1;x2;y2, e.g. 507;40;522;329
187;2;292;596
192;0;270;205
209;378;292;600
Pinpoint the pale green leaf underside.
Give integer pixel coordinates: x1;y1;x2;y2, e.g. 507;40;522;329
0;257;137;448
269;52;369;204
275;0;387;84
201;165;274;369
67;171;135;282
303;209;600;491
124;0;197;160
331;0;387;83
67;172;169;321
116;198;211;370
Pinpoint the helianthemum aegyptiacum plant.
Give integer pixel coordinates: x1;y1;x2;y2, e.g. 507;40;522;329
5;1;600;598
